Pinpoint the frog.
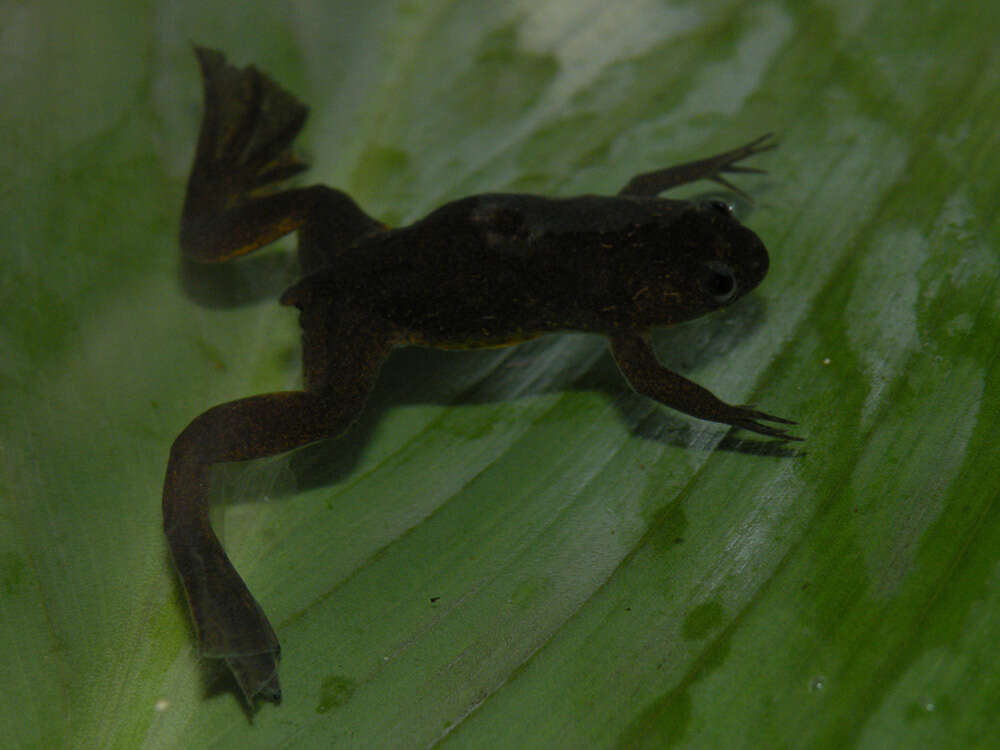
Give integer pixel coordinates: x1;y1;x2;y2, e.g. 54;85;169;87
163;47;798;706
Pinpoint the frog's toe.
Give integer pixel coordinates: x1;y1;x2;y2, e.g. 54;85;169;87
736;404;797;426
225;650;282;705
729;405;802;440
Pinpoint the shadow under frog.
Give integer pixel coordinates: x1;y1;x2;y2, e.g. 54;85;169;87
165;47;800;707
181;258;784;508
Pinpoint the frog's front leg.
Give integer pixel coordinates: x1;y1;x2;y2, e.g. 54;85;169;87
610;331;799;440
163;317;394;704
618;133;776;198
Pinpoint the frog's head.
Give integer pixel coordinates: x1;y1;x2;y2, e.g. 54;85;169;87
691;197;768;302
639;197;770;324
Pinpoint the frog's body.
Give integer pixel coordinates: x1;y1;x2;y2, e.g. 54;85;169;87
286;193;769;349
164;47;796;707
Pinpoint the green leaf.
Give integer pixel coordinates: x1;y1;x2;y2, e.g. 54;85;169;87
3;1;999;747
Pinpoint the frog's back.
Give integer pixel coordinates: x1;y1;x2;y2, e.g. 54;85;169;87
282;190;765;349
356;194;655;344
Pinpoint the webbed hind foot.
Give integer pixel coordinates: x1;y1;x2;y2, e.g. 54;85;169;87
181;48;313;262
190;47;309;201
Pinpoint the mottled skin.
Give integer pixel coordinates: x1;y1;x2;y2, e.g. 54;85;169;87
164;47;797;706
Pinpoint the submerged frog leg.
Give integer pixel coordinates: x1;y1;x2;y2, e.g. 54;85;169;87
182;47;381;273
618;134;776;199
163;312;394;704
610;331;800;440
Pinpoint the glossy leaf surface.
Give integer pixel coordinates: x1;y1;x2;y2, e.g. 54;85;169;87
2;2;999;747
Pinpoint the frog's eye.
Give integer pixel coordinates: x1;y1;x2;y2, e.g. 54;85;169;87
702;198;733;216
702;260;737;303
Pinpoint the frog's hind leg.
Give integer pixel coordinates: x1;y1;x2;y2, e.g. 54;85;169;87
182;48;382;271
163;313;394;705
618;134;776;199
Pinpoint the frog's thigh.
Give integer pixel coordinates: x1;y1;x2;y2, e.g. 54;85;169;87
170;390;369;466
296;187;385;274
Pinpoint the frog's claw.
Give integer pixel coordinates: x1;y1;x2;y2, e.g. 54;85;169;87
619;133;777;199
728;405;803;441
